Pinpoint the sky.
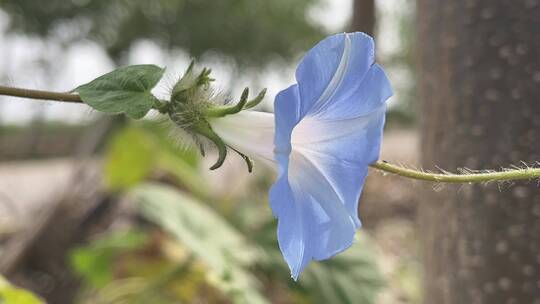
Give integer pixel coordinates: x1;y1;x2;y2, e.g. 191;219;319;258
0;0;410;124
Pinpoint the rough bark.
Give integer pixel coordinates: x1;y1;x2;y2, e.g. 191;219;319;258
417;0;540;303
350;0;376;36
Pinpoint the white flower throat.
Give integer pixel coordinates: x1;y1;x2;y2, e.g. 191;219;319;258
208;111;336;169
209;111;276;167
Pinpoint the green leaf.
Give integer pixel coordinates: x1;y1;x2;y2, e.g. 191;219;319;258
74;65;164;119
253;221;385;304
130;183;268;304
104;126;155;190
300;233;386;304
0;276;44;304
70;249;113;289
104;124;205;195
69;230;148;288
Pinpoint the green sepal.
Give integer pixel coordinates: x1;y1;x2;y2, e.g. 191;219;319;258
191;121;227;170
244;88;267;109
229;147;254;173
206;87;250;118
73;65;165;119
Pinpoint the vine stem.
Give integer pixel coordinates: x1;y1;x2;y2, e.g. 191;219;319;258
370;161;540;183
2;84;540;184
0;85;82;103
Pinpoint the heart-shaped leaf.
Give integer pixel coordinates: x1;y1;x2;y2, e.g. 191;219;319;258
74;65;165;119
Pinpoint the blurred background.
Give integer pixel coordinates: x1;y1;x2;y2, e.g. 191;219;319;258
0;0;538;303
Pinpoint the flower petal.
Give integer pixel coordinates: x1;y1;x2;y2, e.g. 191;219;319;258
270;150;357;280
269;107;384;279
291;106;386;225
274;84;301;156
312;64;392;120
296;32;384;119
292;105;386;164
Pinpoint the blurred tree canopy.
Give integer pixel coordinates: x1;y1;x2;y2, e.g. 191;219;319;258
0;0;325;66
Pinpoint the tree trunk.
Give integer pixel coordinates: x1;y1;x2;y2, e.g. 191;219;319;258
417;0;540;303
350;0;376;36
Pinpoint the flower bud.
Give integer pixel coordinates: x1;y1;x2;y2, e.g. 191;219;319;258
166;62;266;172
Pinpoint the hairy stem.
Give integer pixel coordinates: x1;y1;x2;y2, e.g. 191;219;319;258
370;161;540;183
0;85;82;103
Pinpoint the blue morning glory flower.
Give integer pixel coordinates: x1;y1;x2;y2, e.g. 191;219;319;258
210;32;392;279
270;32;392;279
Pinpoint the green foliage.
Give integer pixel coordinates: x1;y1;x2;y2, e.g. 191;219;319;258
74;65;164;119
70;229;229;304
131;183;268;304
104;124;203;194
254;220;385;304
70;230;149;288
0;276;44;304
0;0;324;66
105;126;155;189
301;234;386;304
